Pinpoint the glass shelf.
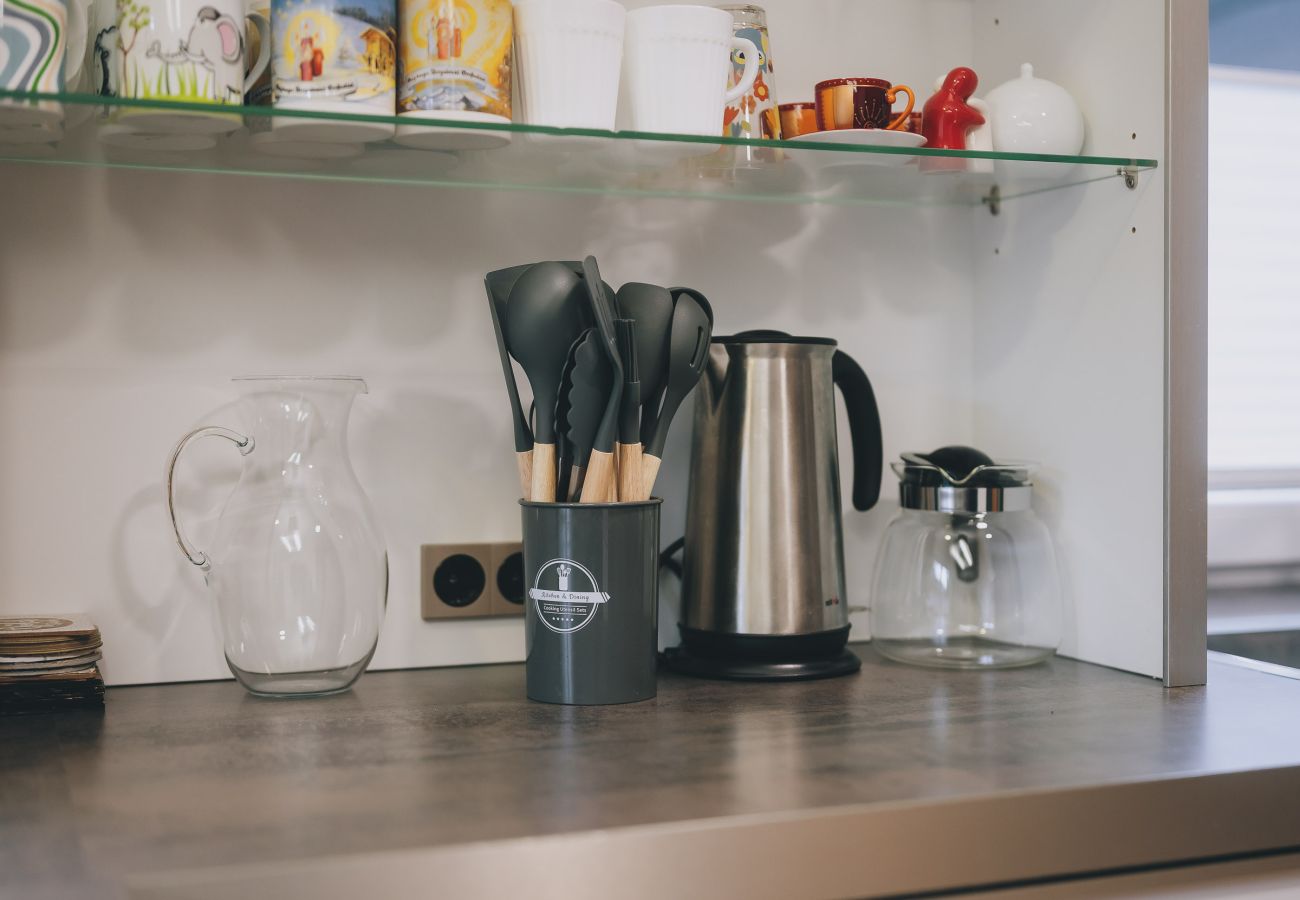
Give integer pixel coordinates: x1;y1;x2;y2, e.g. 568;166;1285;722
0;90;1158;208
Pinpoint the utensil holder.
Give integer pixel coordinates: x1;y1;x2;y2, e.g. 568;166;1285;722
520;499;661;705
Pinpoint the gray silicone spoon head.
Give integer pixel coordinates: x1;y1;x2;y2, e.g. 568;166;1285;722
645;288;713;459
485;264;535;453
615;282;675;445
504;262;588;444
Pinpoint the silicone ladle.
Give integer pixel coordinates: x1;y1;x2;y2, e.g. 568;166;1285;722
642;287;713;495
615;282;675;447
505;261;588;501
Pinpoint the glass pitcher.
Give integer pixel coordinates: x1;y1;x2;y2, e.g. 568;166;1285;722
167;376;388;697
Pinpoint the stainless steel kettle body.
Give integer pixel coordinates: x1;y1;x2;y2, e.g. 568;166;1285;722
679;333;882;662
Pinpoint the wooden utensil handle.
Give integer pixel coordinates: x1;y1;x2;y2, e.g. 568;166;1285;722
581;450;616;504
530;443;557;502
617;443;644;502
516;451;533;500
641;453;663;500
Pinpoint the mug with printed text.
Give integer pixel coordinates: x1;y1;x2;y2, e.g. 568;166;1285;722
271;0;397;142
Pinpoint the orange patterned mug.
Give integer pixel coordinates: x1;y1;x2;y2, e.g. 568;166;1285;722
778;101;818;138
814;77;915;131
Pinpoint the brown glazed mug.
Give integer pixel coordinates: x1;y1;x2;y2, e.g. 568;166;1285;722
778;101;819;138
814;77;916;131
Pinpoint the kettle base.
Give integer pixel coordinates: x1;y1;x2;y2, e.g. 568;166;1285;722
661;646;861;681
662;626;861;681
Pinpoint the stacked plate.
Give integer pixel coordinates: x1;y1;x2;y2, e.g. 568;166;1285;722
0;615;105;714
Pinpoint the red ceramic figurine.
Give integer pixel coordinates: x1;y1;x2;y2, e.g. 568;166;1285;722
922;67;984;150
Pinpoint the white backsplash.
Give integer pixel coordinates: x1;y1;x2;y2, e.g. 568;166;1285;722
0;166;976;684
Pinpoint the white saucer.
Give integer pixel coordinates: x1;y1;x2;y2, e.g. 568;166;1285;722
795;128;926;148
788;128;925;169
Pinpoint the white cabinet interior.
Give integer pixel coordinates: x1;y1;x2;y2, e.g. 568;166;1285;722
0;0;1203;686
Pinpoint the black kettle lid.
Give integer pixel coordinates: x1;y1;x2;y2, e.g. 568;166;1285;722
895;445;1034;488
713;330;837;347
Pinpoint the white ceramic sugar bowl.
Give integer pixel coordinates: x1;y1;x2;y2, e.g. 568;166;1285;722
984;63;1085;155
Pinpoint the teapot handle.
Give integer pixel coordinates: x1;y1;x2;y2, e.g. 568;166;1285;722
832;350;883;512
166;426;255;572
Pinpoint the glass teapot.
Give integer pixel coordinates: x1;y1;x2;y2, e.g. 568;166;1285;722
167;376;387;697
870;446;1062;669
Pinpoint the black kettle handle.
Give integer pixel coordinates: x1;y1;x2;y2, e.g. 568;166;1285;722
832;349;883;512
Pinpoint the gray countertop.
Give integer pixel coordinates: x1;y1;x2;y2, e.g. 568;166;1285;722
7;645;1300;899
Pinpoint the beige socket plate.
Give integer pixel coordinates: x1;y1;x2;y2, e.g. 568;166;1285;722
421;543;524;620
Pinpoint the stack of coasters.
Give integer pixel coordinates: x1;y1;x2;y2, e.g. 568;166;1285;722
0;615;105;714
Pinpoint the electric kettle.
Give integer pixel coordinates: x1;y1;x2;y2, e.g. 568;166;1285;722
664;331;883;680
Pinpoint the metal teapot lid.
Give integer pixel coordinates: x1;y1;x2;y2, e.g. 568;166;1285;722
894;446;1035;513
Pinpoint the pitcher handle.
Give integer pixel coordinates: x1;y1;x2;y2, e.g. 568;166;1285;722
166;426;254;571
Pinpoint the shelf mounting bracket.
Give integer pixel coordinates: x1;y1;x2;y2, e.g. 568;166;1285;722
1122;166;1139;190
983;185;1001;216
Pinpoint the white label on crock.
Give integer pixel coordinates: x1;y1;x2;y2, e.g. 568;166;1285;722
530;559;609;634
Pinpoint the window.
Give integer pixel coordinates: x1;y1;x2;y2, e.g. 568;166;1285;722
1207;2;1300;578
1209;67;1300;479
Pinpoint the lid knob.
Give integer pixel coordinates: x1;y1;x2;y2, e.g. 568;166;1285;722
915;445;994;483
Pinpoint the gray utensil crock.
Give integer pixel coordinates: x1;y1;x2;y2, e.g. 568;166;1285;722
520;499;661;705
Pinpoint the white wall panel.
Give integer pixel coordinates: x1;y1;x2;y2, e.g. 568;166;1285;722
971;0;1170;678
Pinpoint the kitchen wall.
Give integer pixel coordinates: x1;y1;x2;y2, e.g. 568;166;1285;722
0;0;981;685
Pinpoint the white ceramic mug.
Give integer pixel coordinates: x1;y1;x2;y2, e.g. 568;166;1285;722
514;0;624;130
106;0;269;135
623;4;757;136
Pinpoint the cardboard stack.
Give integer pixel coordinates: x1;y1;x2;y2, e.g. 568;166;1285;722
0;615;104;714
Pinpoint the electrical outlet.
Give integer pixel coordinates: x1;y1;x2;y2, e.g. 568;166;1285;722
490;542;525;617
421;544;494;620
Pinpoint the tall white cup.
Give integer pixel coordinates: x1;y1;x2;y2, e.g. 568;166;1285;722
514;0;625;130
623;4;757;136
